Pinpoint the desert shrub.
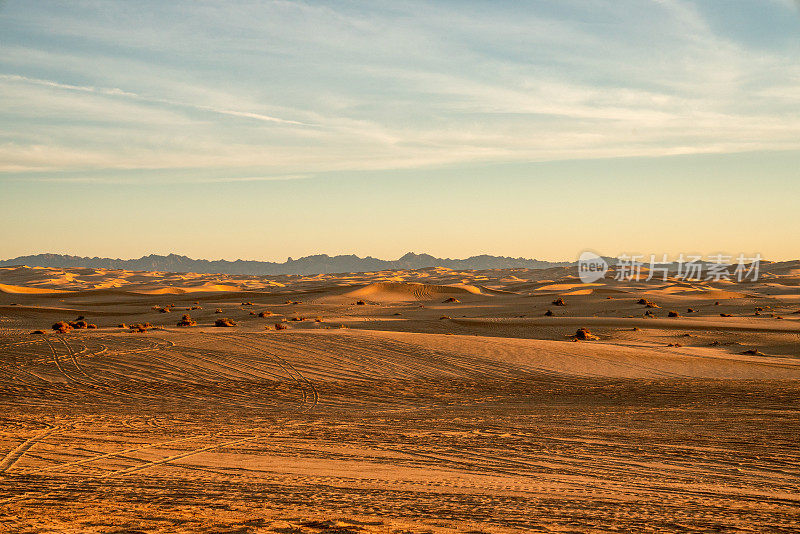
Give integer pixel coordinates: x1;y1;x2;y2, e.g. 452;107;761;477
69;320;88;329
574;327;598;340
667;311;680;317
214;318;236;327
356;300;366;305
439;315;451;320
552;298;566;306
30;330;46;335
258;311;272;318
443;297;460;303
87;324;97;329
215;308;223;314
177;314;197;327
274;322;287;330
720;313;732;317
544;309;554;316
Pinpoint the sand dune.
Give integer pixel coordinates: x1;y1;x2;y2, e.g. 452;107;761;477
0;283;67;294
344;281;486;302
1;264;799;532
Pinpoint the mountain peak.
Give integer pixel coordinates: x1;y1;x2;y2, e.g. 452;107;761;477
0;252;571;276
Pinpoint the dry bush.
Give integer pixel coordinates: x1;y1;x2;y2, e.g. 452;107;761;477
720;313;733;317
87;324;97;329
356;300;366;305
215;308;223;314
667;311;680;317
552;298;566;306
214;318;236;327
544;309;554;316
574;327;599;341
241;302;254;306
30;330;46;335
191;306;202;310
741;349;765;356
290;316;304;322
52;321;72;334
177;314;197;327
687;308;695;313
258;311;272;318
117;323;127;328
443;297;460;303
274;322;288;330
129;322;154;333
69;320;88;329
439;315;451;320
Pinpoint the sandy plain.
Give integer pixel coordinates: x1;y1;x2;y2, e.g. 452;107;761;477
1;262;799;533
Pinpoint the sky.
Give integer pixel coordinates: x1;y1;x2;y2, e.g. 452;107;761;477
1;0;799;262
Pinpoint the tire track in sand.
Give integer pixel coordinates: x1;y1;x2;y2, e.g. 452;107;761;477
0;425;59;474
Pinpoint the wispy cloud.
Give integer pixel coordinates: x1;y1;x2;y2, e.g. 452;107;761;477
0;74;308;126
13;172;309;184
0;0;798;179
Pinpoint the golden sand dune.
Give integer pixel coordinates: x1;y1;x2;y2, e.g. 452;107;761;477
0;283;67;294
1;264;799;532
344;281;486;301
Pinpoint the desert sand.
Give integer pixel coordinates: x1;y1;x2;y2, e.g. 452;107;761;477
1;262;799;533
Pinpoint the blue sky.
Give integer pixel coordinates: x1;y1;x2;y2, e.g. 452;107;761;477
1;1;799;261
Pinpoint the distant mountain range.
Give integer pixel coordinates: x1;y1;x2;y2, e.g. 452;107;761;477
0;253;572;276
